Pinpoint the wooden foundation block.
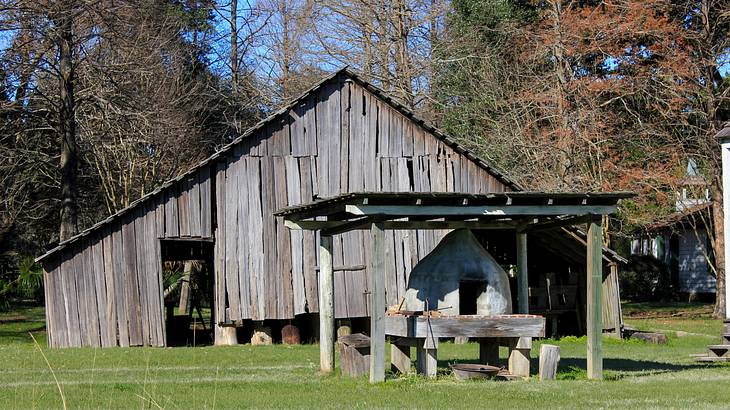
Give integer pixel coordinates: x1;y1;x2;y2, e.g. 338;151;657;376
251;326;273;345
539;344;560;381
282;324;301;345
214;324;238;346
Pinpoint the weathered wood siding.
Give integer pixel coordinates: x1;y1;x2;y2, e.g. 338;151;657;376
215;77;511;322
43;166;213;347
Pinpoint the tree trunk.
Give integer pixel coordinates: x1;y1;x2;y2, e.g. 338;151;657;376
56;1;78;241
712;176;726;318
230;0;238;89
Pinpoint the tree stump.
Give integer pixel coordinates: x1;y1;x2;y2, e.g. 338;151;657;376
539;344;560;380
214;324;238;346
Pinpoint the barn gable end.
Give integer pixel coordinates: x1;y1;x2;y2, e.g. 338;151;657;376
37;69;524;347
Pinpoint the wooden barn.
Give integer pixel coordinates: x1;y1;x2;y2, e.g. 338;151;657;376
36;68;626;348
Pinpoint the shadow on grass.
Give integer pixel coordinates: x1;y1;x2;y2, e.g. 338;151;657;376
436;356;725;380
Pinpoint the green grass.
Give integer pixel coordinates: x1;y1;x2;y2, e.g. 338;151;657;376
1;303;730;409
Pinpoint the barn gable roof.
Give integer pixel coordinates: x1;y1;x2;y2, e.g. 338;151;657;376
36;68;524;263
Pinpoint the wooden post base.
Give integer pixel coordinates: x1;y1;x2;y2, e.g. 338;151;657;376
416;337;438;378
508;337;531;379
539;344;560;381
214;324;238;346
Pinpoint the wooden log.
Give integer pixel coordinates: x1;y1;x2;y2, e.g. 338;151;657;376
508;337;531;379
479;339;500;366
369;222;386;383
282;324;301;345
587;219;603;379
516;232;529;314
214;324;238;346
319;235;335;373
539;344;560;381
391;343;411;374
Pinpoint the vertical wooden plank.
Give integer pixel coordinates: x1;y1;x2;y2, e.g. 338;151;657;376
102;230;118;346
111;226;130;347
247;156;265;320
178;177;191;237
237;157;251;319
339;78;350;193
42;268;55;347
164;187;179;237
364;91;378;190
319;235;335;373
64;250;81;346
91;237;111;347
145;203;165;346
377;100;390;157
587;219;603;379
122;217;143;346
286;156;307;315
80;245;100;347
71;249;89;346
200;166;212;237
299;157;319;312
274;156;294;319
188;175;201;236
261;155;277;319
134;209;151;346
224;157;241;320
369;222;386;383
516;231;529;314
214;161;227;324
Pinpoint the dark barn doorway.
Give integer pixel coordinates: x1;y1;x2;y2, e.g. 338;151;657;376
160;239;215;346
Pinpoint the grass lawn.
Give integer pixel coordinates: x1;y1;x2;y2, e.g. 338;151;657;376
1;302;730;409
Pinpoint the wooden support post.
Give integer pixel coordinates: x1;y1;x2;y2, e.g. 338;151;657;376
539;344;560;381
319;235;335;373
391;343;411;374
508;337;531;379
479;338;500;366
416;338;438;378
369;222;386;383
722;141;730;320
587;218;603;379
516;232;529;313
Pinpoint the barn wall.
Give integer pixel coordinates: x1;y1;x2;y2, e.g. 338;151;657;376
214;76;511;322
43;166;213;347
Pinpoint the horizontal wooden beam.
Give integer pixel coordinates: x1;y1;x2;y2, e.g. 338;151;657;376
385;315;545;338
345;204;617;217
285;219;519;232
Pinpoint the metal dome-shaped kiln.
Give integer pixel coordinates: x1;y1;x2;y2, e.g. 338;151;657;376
402;229;512;316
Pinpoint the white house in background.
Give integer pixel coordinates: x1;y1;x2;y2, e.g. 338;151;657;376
631;155;716;297
718;122;730;319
